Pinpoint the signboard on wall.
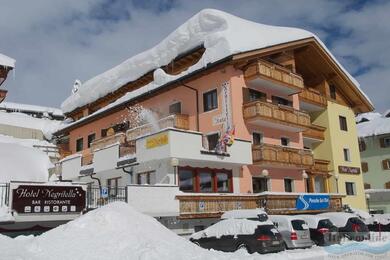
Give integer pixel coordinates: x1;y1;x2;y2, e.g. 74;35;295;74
221;82;233;132
296;194;330;211
10;183;86;214
338;166;361;174
145;133;169;149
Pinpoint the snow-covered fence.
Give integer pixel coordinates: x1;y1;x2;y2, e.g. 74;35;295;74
0;183;9;207
86;186;127;210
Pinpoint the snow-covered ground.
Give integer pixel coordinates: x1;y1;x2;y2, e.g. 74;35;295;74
0;202;389;260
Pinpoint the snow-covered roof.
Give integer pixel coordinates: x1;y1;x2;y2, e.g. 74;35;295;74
0;111;63;139
190;218;275;240
61;9;370;115
221;208;267;220
0;102;63;117
356;112;382;123
319;212;357;228
0;53;15;68
357;113;390;138
297;215;331;229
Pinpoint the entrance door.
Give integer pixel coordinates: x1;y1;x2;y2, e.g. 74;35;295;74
253;177;268;193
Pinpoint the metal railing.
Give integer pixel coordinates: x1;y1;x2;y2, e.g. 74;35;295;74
86;186;127;210
0;183;9;208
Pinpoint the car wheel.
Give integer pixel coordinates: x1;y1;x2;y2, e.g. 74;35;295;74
236;243;251;254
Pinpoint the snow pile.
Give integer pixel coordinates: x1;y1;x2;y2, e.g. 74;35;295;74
0;102;63;118
0;53;15;68
61;9;370;114
191;218;274;240
357;113;390;137
221;208;267;220
0;207;13;222
0;111;63;139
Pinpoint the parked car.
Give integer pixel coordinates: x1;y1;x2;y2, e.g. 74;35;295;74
221;208;268;221
269;215;312;249
367;214;390;232
298;215;340;246
190;218;285;254
320;212;370;241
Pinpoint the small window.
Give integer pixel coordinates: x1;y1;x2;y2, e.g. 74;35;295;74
207;133;219;151
339;116;348;131
380;137;390;148
272;96;293;107
358;139;366;152
382;159;390;170
330;85;337;100
281;137;290;147
179;169;194;192
284;179;293;192
253;177;268;193
364;183;371;189
101;129;108;138
107;177;121;197
137;172;152;185
76;138;83;152
343;148;351;162
87;133;96;148
345;182;356;195
361;162;369;173
252;132;263;145
169;102;181;114
203;89;218;112
249;89;266;102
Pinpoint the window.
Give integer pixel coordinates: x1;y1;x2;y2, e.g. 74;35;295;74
272;96;293;107
380;137;390;148
382;159;390;170
252;177;268;193
169;102;181;114
345;182;356;195
248;89;266;102
107;177;121;196
314;176;326;193
339;116;348;131
343;148;351;161
101;129;108;138
206;133;220;151
361;162;369;173
386;182;390;189
178;167;232;193
358;139;366;152
203;89;218;112
252;132;263;145
76;138;83;152
330;85;337;100
281;137;290;147
87;133;96;148
137;172;153;185
364;183;371;189
284;179;294;192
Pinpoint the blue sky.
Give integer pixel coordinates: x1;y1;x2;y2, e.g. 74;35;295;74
0;0;388;113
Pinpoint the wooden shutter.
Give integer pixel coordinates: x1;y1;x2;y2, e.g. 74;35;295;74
382;159;389;170
364;183;371;189
386;182;390;189
361;162;368;172
380;137;386;148
242;88;250;103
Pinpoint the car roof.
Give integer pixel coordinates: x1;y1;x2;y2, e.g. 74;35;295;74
319;212;357;228
221;208;267;219
297;214;331;229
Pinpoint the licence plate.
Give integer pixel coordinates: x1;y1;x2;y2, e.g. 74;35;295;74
272;241;279;245
301;234;309;239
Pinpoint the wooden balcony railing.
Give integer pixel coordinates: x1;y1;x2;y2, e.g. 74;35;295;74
91;132;126;151
126;114;189;141
176;193;343;218
0;89;7;103
252;143;314;167
81;151;93;166
303;124;326;141
310;159;330;174
244;59;304;89
299;88;327;107
119;141;136;158
243;101;311;130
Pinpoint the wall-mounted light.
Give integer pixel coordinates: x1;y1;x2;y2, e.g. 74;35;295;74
302;170;308;179
261;169;269;177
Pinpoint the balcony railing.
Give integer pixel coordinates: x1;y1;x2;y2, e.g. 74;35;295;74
81;151;93;166
299;88;327;108
91;132;126;151
126;114;189;141
303;124;326;141
0;89;7;103
310;159;330;174
252;143;314;167
243;100;311;130
244;59;304;90
176;193;343;218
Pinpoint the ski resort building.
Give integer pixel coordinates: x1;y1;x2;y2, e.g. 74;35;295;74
53;9;373;223
0;53;15;104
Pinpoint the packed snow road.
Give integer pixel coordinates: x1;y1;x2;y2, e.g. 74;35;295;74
0;202;389;260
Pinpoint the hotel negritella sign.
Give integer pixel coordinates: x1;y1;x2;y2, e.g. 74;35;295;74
11;183;86;214
338;165;361;175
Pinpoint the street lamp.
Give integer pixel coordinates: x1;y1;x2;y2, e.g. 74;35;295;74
366;193;371;213
170;158;179;185
261;169;269;177
334;173;339;194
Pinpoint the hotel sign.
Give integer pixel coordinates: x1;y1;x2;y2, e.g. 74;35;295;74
146;133;169;149
11;184;86;214
338;166;361;174
296;194;330;210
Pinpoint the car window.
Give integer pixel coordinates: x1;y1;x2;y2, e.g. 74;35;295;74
318;219;335;229
291;220;308;230
255;225;279;236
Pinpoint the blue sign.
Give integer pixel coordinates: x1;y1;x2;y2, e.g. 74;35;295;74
101;187;109;199
296;194;330;210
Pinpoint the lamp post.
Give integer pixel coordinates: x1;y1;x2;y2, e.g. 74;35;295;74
334;173;339;194
170;158;179;185
302;170;308;193
366;193;371;213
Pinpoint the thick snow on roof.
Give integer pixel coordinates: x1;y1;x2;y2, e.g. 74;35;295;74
298;215;331;229
0;102;63;117
61;9;370;115
356;112;382;123
0;111;63;139
319;212;357;228
0;53;15;68
357;113;390;137
221;208;267;220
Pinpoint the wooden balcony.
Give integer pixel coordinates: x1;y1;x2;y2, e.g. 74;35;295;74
126;114;189;141
244;59;304;96
243;101;310;132
0;89;7;103
91;132;126;151
252;143;314;168
81;150;93;166
309;159;330;175
299;88;327;111
176;193;343;218
303;124;326;141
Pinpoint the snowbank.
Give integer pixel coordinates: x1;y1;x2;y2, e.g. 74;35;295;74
0;53;15;68
0;111;62;139
0;102;63;117
61;9;370;114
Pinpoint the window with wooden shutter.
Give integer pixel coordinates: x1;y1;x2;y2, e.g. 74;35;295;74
358;139;366;152
380;137;385;148
364;183;371;189
385;182;390;189
382;159;390;170
361;162;368;173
